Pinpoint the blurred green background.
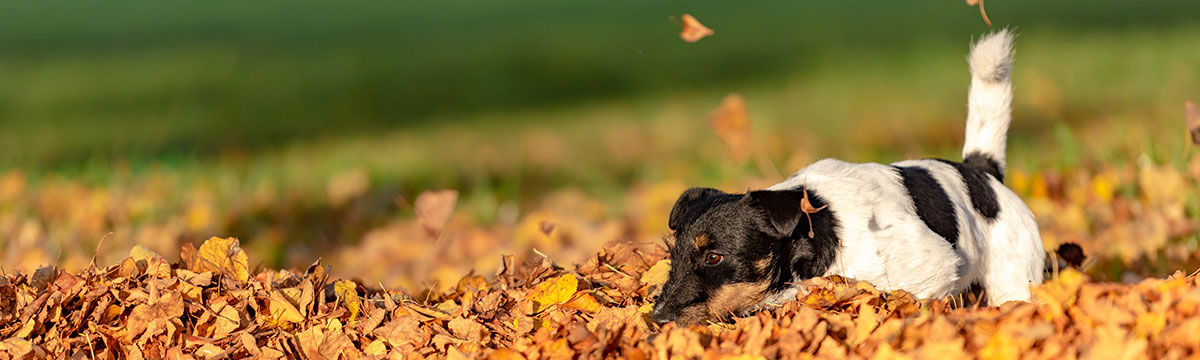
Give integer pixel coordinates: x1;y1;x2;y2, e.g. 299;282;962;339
1;0;1198;281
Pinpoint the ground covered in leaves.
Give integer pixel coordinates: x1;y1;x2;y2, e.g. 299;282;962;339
3;236;1199;359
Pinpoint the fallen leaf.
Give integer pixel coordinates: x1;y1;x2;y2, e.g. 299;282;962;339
527;274;579;311
640;259;671;286
334;280;362;322
563;292;601;312
195;236;250;282
126;290;185;342
267;289;305;325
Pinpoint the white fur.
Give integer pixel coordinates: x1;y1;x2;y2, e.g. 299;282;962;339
964;29;1015;170
764;31;1042;305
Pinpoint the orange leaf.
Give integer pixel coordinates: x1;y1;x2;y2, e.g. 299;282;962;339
564;292;601;313
710;94;752;162
678;14;714;43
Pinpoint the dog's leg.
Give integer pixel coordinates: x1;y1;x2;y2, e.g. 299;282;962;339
980;189;1044;304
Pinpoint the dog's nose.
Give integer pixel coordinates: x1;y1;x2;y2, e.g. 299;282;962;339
651;306;674;325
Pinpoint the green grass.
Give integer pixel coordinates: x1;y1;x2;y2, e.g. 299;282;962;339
1;0;1199;264
1;0;1198;168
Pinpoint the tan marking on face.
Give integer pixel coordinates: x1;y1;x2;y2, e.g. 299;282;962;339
754;257;772;274
705;281;771;319
693;233;710;249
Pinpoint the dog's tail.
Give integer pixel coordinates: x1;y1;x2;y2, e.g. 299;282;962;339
962;29;1014;182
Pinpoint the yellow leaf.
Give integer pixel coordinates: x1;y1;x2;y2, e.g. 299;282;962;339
363;340;388;356
640;259;671;286
335;280;362;322
196;236;251;282
129;245;163;262
267;290;305;325
527;274;578;310
850;303;877;345
1134;312;1166;339
979;332;1018;360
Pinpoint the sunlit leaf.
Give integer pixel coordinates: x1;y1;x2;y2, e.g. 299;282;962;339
678;14;714;43
195;236;250;282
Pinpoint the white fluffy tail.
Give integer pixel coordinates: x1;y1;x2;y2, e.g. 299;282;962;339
962;29;1014;182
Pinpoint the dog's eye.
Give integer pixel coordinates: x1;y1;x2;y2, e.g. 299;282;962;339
704;252;723;265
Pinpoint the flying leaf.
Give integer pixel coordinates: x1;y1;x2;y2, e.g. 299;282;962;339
415;190;458;236
678;14;714;43
327;168;370;207
710;93;752;162
1186;101;1200;145
966;0;992;26
195;236;250;282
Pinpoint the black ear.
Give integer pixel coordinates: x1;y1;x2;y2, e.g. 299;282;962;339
669;187;725;230
749;190;806;236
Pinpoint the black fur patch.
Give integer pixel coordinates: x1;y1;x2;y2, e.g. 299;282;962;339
780;189;840;283
747;189;841;287
894;166;960;245
963;151;1004;182
935;159;1000;220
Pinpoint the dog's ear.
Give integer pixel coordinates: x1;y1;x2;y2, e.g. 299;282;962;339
748;190;806;236
669;187;725;230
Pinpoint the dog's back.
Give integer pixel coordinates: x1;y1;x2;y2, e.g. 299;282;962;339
771;30;1043;304
653;31;1043;326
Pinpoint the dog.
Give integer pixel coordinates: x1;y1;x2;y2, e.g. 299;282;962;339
652;30;1044;326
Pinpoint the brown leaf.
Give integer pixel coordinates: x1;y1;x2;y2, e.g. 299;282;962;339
415;190;458;236
448;317;488;342
297;321;355;360
709;94;752;162
678;14;714;43
126;290;185;343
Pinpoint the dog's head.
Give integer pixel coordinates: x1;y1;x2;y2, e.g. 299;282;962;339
650;187;836;325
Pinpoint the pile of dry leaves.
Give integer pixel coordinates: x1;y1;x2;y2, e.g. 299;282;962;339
2;235;1199;359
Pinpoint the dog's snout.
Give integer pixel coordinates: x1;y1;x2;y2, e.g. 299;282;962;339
651;305;675;325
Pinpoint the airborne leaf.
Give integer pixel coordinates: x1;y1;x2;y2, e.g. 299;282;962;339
415;190;458;236
1186;101;1200;145
710;94;752;162
678;14;714;43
